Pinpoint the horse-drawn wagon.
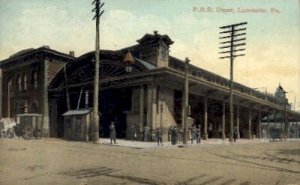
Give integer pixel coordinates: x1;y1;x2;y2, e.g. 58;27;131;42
0;114;43;140
0;118;16;138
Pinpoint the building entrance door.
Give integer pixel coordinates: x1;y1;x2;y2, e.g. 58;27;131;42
100;88;132;138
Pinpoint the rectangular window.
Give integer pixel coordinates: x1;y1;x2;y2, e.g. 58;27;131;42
31;71;38;89
23;74;27;91
17;75;21;92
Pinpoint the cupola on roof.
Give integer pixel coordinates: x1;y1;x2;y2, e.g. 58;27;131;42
137;31;174;45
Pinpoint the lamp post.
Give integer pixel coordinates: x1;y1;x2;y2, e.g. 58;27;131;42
284;95;287;138
283;90;293;138
182;57;190;145
123;51;135;73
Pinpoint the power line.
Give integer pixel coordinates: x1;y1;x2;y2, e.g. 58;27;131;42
219;22;247;142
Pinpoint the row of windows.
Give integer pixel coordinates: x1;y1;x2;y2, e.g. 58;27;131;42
8;71;38;92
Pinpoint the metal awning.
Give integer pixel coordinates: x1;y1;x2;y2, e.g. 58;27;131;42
63;109;91;116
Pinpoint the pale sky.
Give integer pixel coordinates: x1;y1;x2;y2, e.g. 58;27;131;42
0;0;299;110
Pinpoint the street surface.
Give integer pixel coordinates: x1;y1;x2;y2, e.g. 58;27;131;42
0;138;300;185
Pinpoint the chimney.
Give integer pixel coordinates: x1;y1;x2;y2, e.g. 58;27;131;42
154;30;158;35
69;51;75;57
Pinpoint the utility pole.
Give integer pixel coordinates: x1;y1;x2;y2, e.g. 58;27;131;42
0;69;2;119
91;0;104;142
285;100;288;138
183;57;190;145
219;22;247;142
283;91;288;138
160;103;163;129
63;66;71;110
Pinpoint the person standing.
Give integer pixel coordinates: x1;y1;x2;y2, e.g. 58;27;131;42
143;126;150;141
0;119;3;138
196;125;201;144
233;126;238;142
129;123;136;141
109;122;117;144
191;125;196;144
218;124;222;139
168;126;173;142
171;126;177;145
156;127;163;146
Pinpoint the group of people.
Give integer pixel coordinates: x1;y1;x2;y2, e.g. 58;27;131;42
108;122;239;145
190;125;201;144
108;122;164;146
109;122;140;144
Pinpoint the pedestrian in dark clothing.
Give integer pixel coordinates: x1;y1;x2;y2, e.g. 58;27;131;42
156;128;163;146
171;126;177;145
233;127;238;142
196;125;201;144
109;122;117;144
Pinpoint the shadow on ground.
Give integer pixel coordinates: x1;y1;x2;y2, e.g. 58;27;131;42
276;148;300;156
60;166;164;184
208;150;300;175
60;166;254;185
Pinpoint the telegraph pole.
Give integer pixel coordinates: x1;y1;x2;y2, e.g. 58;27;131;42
91;0;104;142
0;69;2;119
183;57;190;145
284;97;287;138
219;22;247;142
283;91;288;138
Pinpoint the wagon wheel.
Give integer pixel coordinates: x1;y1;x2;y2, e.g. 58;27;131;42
34;129;43;139
6;128;14;138
22;125;33;140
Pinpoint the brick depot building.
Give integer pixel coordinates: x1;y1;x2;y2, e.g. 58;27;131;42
1;32;299;140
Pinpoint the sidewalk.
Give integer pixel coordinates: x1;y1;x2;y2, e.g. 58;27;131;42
97;138;298;149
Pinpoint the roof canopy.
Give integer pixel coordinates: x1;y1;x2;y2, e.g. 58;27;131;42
63;109;91;116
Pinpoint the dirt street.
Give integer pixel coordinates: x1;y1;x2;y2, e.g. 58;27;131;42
0;138;299;185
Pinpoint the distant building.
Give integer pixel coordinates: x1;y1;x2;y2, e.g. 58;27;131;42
261;84;299;138
0;46;75;136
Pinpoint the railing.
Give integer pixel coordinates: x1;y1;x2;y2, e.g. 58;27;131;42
169;60;285;108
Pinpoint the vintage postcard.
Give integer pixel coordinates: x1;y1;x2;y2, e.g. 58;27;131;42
0;0;300;184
